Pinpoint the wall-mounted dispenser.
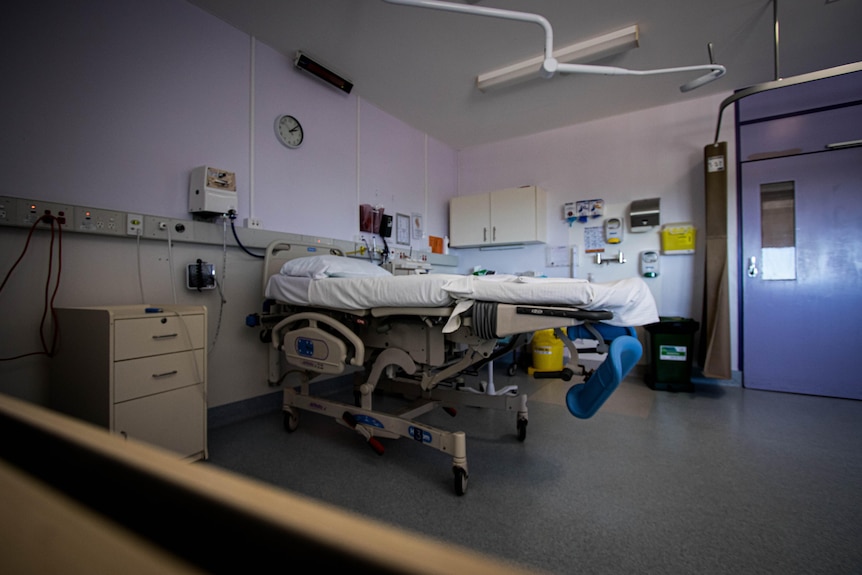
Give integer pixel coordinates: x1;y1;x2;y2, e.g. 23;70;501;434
604;217;623;244
629;197;660;232
640;250;660;277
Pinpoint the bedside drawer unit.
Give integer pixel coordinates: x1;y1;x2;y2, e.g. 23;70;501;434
50;305;208;461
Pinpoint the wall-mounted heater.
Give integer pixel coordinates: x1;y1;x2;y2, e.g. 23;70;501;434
294;51;353;94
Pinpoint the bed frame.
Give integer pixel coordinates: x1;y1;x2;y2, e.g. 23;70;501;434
251;241;641;495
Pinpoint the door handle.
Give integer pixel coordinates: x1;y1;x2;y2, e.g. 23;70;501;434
747;256;759;278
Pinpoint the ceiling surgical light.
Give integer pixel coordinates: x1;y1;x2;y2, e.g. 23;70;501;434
477;25;640;91
382;0;726;93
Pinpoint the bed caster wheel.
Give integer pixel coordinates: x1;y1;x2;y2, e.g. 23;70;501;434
516;418;527;442
259;329;272;343
507;364;517;376
283;410;299;433
453;467;468;496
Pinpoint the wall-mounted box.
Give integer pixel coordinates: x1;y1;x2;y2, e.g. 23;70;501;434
189;166;237;215
629;198;660;232
661;223;696;254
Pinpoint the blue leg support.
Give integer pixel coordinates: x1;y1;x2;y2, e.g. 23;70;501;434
565;335;642;419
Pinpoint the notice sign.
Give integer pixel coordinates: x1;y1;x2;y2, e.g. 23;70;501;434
659;345;688;361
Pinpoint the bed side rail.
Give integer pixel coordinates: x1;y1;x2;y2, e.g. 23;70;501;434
271;312;365;374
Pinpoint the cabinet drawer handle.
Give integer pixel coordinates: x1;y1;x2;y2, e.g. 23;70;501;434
152;333;179;340
152;370;179;379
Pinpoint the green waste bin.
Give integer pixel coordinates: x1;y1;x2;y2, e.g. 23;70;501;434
644;317;699;391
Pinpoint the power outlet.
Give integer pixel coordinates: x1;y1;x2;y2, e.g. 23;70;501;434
0;196;15;225
73;206;125;235
244;217;262;229
16;199;73;228
143;215;194;240
127;213;144;236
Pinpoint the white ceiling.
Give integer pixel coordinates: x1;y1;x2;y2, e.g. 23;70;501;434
185;0;862;150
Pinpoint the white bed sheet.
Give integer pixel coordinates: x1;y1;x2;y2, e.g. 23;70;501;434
266;273;461;308
265;272;658;327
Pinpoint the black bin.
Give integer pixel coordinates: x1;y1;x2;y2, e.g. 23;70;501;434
644;317;700;391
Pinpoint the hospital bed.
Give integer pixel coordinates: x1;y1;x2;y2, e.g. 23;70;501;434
252;241;658;495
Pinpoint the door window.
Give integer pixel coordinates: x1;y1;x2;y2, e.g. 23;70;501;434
760;181;796;280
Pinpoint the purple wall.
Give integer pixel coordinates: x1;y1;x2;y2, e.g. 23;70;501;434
0;0;457;242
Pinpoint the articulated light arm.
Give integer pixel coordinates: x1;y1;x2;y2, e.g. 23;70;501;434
555;62;726;92
382;0;555;66
382;0;725;91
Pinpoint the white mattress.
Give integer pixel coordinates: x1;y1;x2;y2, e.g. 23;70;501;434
265;272;658;327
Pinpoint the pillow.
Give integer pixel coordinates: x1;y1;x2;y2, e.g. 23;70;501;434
280;255;392;279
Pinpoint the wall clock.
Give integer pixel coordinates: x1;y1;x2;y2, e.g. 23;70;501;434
275;114;304;148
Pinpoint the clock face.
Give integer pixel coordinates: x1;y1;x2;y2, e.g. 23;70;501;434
275;114;303;148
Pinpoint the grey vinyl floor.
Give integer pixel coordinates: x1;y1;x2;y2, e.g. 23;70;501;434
205;367;862;575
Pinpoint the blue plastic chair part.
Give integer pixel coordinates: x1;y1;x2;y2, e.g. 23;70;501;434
567;323;635;342
565;335;642;419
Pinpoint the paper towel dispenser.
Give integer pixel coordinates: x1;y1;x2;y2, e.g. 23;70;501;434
629;198;660;232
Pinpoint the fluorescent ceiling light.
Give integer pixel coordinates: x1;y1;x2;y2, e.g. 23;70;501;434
477;25;640;92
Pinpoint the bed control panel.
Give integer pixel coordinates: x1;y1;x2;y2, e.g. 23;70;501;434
283;328;348;374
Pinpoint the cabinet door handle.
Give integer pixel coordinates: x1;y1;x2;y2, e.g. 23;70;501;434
152;370;179;379
483;227;487;242
152;333;178;340
492;226;496;242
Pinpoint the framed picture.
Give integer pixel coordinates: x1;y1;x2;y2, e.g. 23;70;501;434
411;212;424;239
396;213;410;245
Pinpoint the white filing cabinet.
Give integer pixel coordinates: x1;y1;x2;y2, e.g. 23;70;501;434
49;305;208;461
449;185;547;247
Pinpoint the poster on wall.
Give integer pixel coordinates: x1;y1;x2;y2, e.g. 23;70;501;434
411;212;424;239
584;226;605;253
396;213;410;245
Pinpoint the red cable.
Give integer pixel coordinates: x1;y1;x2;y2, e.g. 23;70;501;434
0;214;63;361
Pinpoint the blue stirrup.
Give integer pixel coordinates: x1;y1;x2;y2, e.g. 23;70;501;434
565;335;642;419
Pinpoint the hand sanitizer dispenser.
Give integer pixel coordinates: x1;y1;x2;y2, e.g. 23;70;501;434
640;250;660;277
604;217;623;244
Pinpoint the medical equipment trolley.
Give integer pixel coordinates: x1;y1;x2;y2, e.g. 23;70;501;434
49;305;208;461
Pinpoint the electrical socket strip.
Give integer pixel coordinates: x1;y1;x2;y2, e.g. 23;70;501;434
143;215;195;241
10;198;74;228
73;206;125;235
0;196;15;225
0;196;361;257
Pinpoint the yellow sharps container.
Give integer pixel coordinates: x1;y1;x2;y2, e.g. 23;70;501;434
530;329;564;373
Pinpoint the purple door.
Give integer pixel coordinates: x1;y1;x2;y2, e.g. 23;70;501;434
740;145;862;399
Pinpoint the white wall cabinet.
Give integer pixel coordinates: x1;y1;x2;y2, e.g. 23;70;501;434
449;185;547;247
49;305;207;461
